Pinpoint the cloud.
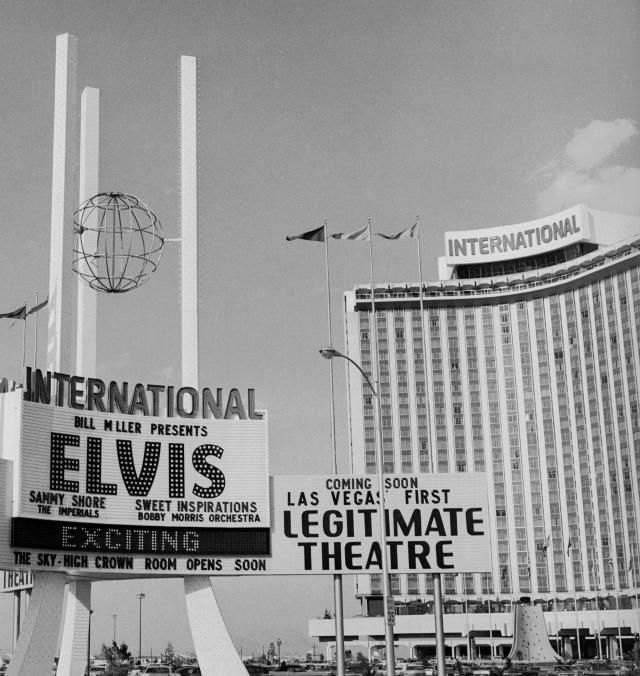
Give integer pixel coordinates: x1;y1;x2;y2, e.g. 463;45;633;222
563;119;637;171
536;119;640;216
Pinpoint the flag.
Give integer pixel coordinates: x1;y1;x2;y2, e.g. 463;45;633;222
285;225;325;242
0;304;26;320
567;540;572;557
27;298;48;316
331;224;370;241
376;222;418;240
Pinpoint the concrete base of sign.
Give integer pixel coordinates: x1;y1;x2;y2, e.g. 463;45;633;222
507;601;563;663
6;571;66;676
57;579;92;676
184;576;248;675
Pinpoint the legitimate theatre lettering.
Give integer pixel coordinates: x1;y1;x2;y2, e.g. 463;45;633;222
274;474;491;574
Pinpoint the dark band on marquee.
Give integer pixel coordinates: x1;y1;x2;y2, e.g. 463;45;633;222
12;518;270;555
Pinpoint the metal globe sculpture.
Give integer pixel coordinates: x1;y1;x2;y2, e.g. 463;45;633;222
72;192;164;293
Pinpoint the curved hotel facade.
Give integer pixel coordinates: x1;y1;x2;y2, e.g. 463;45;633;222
310;205;640;660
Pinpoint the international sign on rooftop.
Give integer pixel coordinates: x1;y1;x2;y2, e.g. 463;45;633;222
444;204;590;265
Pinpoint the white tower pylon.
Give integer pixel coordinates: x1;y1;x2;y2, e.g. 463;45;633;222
179;53;248;676
47;33;78;375
10;33;79;676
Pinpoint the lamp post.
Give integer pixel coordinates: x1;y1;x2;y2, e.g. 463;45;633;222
320;347;396;676
137;593;146;662
85;609;93;676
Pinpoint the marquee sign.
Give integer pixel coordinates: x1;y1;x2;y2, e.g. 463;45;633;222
444;204;590;265
269;473;491;574
1;372;492;578
16;400;270;529
1;379;271;564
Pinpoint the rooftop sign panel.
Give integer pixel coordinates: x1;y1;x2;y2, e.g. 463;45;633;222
444;205;590;265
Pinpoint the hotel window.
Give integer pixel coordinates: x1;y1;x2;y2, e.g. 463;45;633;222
407;573;419;595
370;574;382;594
444;575;457;594
390;574;400;594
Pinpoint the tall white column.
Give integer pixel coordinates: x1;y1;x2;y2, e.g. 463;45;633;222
180;55;199;389
178;55;242;672
75;87;100;378
47;33;79;375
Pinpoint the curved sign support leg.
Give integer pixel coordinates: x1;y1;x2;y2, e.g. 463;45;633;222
184;576;247;675
57;579;92;676
6;571;66;676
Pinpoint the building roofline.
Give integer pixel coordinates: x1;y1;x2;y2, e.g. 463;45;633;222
349;233;640;311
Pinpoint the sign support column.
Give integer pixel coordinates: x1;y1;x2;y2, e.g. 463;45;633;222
10;33;80;676
178;54;247;675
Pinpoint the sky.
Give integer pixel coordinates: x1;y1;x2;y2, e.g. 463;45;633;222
0;0;639;661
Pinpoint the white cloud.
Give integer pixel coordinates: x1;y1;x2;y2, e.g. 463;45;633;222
536;119;640;216
563;119;637;171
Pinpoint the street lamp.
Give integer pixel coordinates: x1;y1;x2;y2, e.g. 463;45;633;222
320;346;396;676
137;593;146;662
85;609;93;676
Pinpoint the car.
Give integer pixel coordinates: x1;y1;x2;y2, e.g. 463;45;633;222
244;664;269;675
139;667;178;675
175;667;202;676
329;664;375;675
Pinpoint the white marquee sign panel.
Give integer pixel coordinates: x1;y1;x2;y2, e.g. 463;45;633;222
269;473;491;575
17;400;270;528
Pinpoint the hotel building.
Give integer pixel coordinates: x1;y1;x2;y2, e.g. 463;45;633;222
309;205;640;660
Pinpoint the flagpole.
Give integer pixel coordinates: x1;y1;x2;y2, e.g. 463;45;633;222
415;217;434;475
415;218;446;676
32;291;39;371
21;298;27;373
324;220;346;676
367;219;396;676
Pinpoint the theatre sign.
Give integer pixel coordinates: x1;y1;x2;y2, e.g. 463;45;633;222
0;369;491;577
